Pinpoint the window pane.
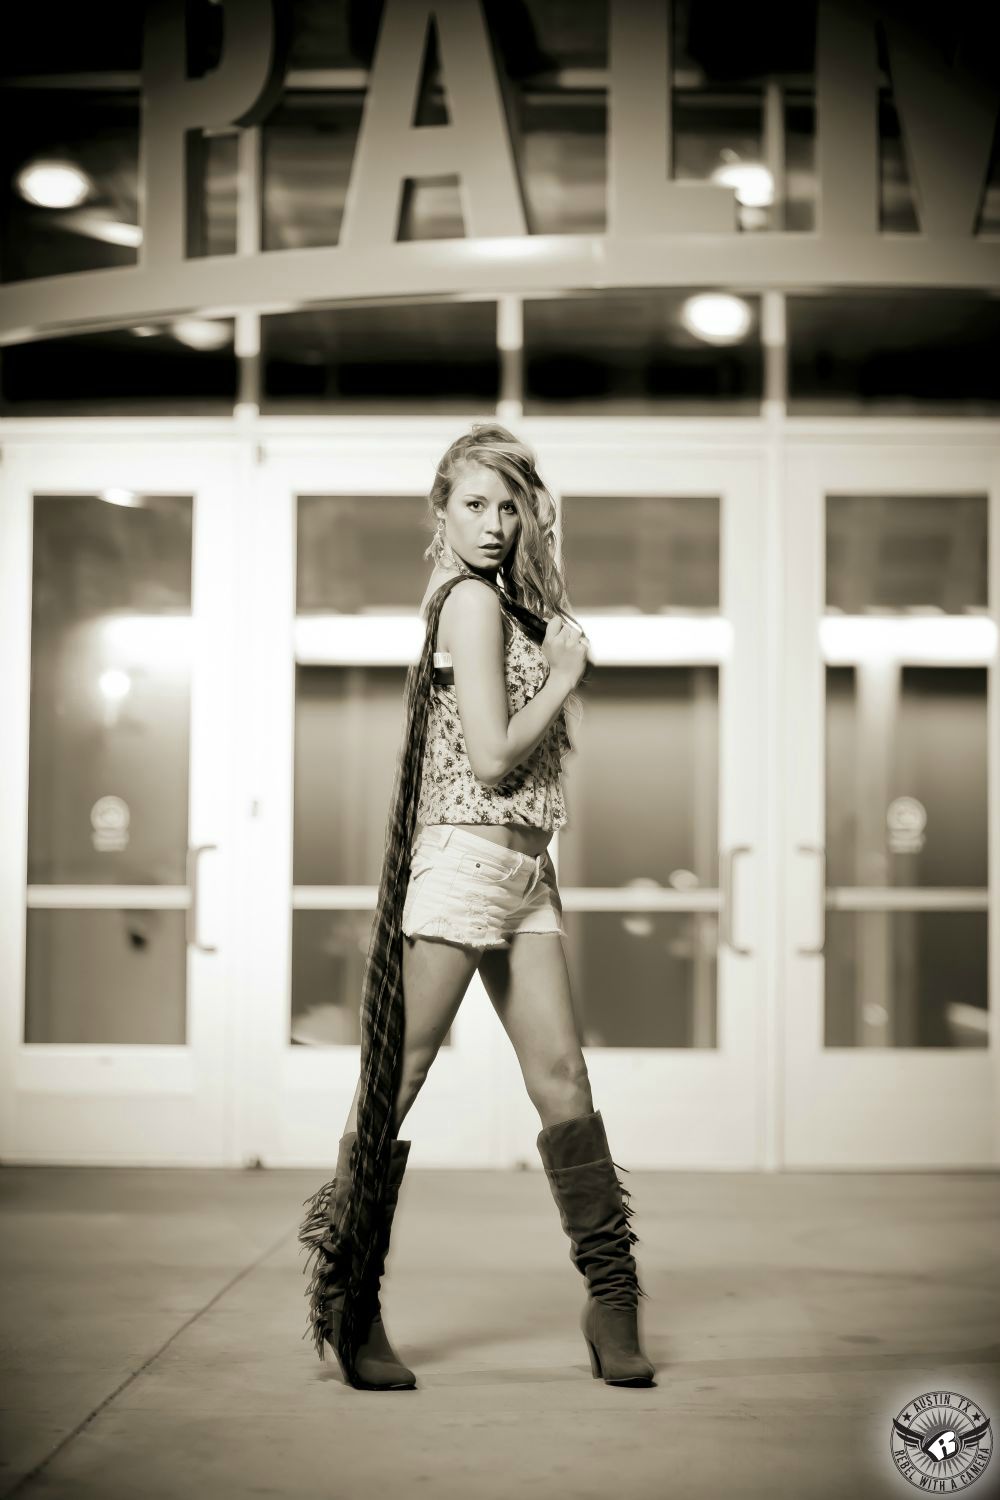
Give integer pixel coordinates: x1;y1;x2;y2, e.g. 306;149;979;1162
524;289;762;414
564;911;718;1048
262;301;499;413
783;96;816;232
25;491;193;1047
262;93;363;251
560;665;719;891
824;911;987;1049
291;909;372;1047
826;494;987;613
518;0;608;69
296;496;431;613
562;495;720;611
287;0;373;68
521;93;606;235
291;663;455;1049
195;131;240;259
294;665;406;887
673;93;770;233
28;494;194;886
824;488;989;1049
25;910;186;1044
827;666;987;893
0;325;238;415
788;294;1000;413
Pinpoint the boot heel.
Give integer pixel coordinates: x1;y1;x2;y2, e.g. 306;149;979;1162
584;1335;603;1379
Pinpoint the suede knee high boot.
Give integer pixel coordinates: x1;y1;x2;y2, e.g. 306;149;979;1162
537;1108;655;1387
298;1131;417;1391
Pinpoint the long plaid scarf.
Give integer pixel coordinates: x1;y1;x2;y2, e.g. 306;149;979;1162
303;568;578;1381
334;568;503;1383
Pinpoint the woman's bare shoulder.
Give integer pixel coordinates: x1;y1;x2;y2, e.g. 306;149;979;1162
435;574;503;656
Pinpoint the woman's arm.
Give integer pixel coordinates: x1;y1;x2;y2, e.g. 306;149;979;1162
443;580;576;786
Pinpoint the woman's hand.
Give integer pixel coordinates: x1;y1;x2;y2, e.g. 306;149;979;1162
543;614;590;688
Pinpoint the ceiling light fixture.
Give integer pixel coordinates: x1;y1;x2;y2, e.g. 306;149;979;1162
170;318;233;351
680;292;753;344
16;159;92;209
711;152;774;208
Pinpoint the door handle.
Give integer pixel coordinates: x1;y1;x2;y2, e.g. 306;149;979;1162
795;843;826;954
720;844;752;955
186;842;218;953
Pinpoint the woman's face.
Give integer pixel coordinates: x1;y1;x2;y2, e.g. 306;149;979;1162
441;462;520;574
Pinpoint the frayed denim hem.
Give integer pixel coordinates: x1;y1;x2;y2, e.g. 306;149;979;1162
401;922;511;951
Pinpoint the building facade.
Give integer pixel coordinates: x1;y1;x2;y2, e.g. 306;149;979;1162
1;0;998;1168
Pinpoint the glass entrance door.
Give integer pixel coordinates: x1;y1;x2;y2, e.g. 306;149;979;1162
252;433;769;1169
249;436;503;1166
0;443;242;1164
782;440;997;1167
495;435;769;1169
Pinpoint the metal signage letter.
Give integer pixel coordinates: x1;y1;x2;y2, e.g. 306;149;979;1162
141;0;291;267
818;0;1000;238
816;0;880;236
607;0;736;236
339;0;527;246
880;13;999;238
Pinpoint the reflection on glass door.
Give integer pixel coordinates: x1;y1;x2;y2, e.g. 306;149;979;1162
559;497;722;1052
26;492;194;1045
0;446;239;1164
784;447;996;1167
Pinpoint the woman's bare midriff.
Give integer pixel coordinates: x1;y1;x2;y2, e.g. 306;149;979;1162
441;822;553;856
419;568;553;857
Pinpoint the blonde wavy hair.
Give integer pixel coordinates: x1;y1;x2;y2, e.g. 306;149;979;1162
423;422;585;630
423;421;588;722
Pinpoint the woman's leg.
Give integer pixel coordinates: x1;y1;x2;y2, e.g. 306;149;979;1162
342;933;484;1136
479;933;654;1386
477;932;593;1127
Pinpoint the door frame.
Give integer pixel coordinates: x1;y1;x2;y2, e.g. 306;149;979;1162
0;436;247;1164
249;424;771;1170
780;432;1000;1168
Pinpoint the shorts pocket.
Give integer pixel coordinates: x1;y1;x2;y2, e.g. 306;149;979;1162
456;849;516;883
408;849;439;884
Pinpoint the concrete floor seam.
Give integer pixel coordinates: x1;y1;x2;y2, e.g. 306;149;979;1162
1;1226;293;1500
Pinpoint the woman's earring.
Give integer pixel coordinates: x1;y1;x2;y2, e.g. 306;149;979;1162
437;523;462;571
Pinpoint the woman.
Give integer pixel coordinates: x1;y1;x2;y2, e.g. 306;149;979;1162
299;424;654;1392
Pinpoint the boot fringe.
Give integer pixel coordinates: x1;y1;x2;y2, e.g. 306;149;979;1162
297;1177;346;1362
612;1160;649;1301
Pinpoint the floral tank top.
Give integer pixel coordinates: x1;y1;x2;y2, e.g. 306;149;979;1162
415;582;575;832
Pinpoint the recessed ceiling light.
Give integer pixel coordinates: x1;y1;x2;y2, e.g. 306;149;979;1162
170;318;233;351
680;293;753;344
16;159;92;209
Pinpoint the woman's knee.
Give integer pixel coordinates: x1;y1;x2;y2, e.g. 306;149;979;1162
528;1052;593;1118
396;1041;438;1105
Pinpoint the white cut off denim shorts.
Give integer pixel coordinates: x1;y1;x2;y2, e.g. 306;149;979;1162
401;824;565;950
